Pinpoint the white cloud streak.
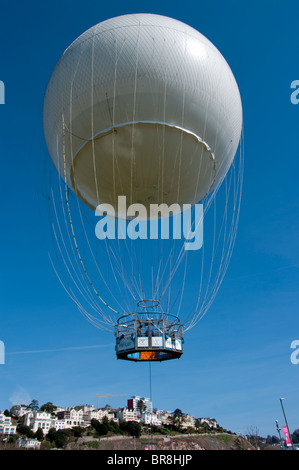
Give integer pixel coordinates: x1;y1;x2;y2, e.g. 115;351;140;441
6;344;114;355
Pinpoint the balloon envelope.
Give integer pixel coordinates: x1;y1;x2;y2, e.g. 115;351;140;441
43;13;242;219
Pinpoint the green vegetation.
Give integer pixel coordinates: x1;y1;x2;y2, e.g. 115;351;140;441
85;440;100;449
90;416;142;438
46;428;73;448
16;424;35;439
216;434;235;445
39;402;57;414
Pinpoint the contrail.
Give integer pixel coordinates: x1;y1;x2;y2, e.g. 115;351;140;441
6;344;114;355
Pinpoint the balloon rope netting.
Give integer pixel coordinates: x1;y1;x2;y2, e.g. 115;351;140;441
45;124;243;335
44;46;244;334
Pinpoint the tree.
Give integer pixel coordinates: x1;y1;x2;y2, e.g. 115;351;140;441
35;428;44;441
202;421;210;433
91;417;109;436
28;399;39;412
172;409;184;430
265;435;280;445
119;420;141;438
7;434;18;444
91;418;101;434
40;402;56;414
72;426;84;438
100;416;110;435
292;429;299;444
17;424;35;438
107;419;121;435
127;421;141;438
46;428;71;449
54;430;70;448
137;400;147;416
194;418;201;432
46;428;56;443
246;426;260;450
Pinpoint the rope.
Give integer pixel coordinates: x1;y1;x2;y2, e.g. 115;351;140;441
61;114;121;317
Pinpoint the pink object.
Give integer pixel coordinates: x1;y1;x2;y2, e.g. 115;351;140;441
282;426;292;446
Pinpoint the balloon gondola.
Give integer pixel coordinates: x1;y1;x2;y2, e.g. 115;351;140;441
115;301;184;362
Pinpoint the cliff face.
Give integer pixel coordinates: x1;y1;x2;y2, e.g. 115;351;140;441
67;433;256;451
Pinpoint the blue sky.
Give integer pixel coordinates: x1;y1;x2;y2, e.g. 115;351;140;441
0;0;299;439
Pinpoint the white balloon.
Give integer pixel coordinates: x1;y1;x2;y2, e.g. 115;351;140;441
43;13;242;219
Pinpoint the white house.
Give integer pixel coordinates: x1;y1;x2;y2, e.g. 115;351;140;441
53;406;66;414
56;408;87;428
11;405;30;418
17;437;41;450
181;414;195;429
141;412;162;426
86;408;115;423
0;413;17;435
24;411;56;433
117;408;139;422
197;417;217;429
82;404;95;412
54;420;67;430
156;410;173;426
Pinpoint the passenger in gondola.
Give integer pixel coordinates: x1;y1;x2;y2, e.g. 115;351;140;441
170;330;176;344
